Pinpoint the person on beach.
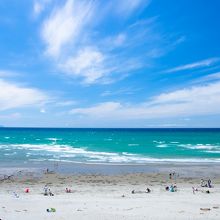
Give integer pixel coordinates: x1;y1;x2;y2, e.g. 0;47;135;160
192;187;198;194
65;188;71;193
201;179;208;187
208;179;212;188
166;184;177;192
146;188;151;193
13;192;19;198
169;173;172;179
44;186;48;196
48;189;54;196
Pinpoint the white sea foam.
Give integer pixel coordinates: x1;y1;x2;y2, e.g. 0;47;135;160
153;141;165;144
2;143;220;164
205;150;220;154
180;144;220;150
4;152;17;156
156;144;168;148
128;144;139;146
46;138;62;142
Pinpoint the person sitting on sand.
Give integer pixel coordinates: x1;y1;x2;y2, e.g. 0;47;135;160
207;179;212;188
169;185;174;192
65;188;71;193
169;173;172;179
201;179;208;187
44;186;48;196
48;189;54;196
192;187;198;194
169;184;177;192
13;192;19;198
165;186;169;191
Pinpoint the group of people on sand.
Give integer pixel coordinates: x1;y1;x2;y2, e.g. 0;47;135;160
165;184;177;192
191;178;213;194
201;179;213;188
169;172;179;180
43;185;72;196
44;185;54;196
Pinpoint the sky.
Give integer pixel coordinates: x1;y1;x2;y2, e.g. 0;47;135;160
0;0;220;128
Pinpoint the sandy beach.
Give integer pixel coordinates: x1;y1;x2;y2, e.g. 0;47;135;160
1;164;220;220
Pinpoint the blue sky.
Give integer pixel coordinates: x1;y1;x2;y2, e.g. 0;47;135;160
0;0;220;127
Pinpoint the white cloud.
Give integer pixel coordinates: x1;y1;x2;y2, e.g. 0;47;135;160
62;47;105;84
34;1;44;16
116;0;151;17
39;0;183;85
40;108;46;113
0;70;20;78
197;72;220;83
70;81;220;119
165;57;220;73
70;102;122;116
33;0;51;16
110;33;127;47
56;100;77;106
61;46;146;84
41;0;94;57
0;79;49;111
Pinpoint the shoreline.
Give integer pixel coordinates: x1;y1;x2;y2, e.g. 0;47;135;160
1;161;220;177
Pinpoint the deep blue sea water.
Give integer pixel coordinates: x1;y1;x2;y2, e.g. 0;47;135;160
1;128;220;165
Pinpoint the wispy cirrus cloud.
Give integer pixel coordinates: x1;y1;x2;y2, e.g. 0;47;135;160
164;57;220;73
70;81;220;120
192;71;220;84
41;0;95;57
101;87;142;97
40;0;184;84
115;0;151;17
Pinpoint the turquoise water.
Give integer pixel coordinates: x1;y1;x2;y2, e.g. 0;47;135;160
1;128;220;164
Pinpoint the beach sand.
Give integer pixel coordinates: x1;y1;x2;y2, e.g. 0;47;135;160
1;164;220;220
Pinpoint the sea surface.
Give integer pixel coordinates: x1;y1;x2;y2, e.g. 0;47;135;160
1;128;220;165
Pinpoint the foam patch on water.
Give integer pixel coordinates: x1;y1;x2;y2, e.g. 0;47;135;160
46;138;62;142
180;144;220;151
153;141;165;144
156;144;168;148
205;150;220;154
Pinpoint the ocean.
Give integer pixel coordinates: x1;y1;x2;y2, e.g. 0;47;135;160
1;128;220;165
